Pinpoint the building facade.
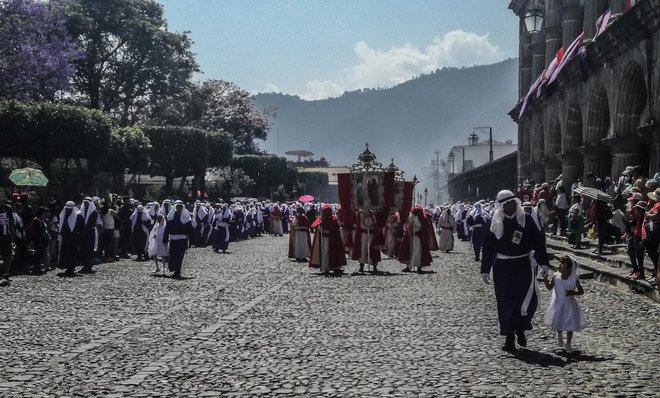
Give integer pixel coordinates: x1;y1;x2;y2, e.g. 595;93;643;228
448;137;517;173
447;152;518;202
509;0;660;186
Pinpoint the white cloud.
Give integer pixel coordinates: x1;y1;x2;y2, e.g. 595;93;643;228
300;30;503;100
264;83;280;93
302;80;345;101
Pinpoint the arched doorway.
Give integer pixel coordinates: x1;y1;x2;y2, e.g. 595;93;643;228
615;61;647;136
585;86;610;145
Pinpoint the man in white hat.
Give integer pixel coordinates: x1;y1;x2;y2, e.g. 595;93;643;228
480;190;550;351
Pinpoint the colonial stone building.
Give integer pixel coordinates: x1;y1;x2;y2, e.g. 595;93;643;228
509;0;660;185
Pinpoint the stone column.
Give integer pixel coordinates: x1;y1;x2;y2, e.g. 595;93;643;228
582;146;612;180
529;163;546;184
562;1;584;49
531;32;546;80
560;152;584;187
544;158;562;183
611;0;627;19
583;0;609;42
545;0;563;66
607;138;642;178
519;22;533;97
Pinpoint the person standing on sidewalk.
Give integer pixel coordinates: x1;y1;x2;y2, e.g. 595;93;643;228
626;201;647;280
0;201;16;286
645;189;660;281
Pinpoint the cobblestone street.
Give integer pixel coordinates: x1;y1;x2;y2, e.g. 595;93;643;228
1;237;659;397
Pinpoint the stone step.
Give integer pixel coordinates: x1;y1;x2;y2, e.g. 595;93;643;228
546;235;655;276
545;245;659;303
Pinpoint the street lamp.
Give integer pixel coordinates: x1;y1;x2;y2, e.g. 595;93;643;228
524;8;544;34
468;133;478;146
448;152;455;173
424;187;428;207
412;174;418;205
474;126;493;162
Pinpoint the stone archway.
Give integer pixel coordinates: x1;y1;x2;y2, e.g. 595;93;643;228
545;113;561;158
585;86;610;145
564;101;583;152
615;61;647;136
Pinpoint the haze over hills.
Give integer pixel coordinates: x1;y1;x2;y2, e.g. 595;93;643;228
253;58;518;186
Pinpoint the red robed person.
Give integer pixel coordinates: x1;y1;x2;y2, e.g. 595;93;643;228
398;206;433;272
309;205;347;275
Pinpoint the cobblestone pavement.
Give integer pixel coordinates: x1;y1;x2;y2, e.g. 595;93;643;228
1;236;659;397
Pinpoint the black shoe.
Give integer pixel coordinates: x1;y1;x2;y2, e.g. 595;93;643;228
516;331;527;347
474;256;480;262
502;335;516;351
401;267;411;272
359;264;364;273
417;267;423;274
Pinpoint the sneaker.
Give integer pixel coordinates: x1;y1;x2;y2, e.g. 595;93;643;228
564;343;572;353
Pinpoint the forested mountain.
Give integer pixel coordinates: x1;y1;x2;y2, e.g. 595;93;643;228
253;58;518;182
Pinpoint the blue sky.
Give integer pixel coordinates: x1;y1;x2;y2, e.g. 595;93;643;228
157;0;518;99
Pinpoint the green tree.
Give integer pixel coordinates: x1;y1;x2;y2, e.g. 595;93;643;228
64;0;197;126
143;125;209;194
0;100;112;182
150;80;272;154
230;155;288;198
105;127;151;192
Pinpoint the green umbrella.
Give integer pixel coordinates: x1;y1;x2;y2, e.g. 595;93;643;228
9;167;49;187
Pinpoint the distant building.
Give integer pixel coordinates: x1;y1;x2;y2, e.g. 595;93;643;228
296;166;349;203
447;135;517;173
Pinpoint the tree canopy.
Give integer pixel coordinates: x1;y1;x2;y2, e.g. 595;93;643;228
64;0;197;126
0;0;79;101
150;79;271;154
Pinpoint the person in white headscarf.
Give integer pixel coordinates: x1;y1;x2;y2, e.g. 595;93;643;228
212;204;232;253
58;201;84;276
164;201;194;278
192;201;208;247
542;255;587;353
148;213;168;275
130;205;152;261
480;190;550;351
467;202;490;262
437;206;455;252
79;197;99;273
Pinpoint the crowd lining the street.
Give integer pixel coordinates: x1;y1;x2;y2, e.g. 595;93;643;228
1;161;657;353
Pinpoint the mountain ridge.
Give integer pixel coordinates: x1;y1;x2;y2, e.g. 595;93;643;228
253;58;518;184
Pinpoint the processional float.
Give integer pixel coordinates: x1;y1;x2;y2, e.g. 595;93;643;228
336;144;415;270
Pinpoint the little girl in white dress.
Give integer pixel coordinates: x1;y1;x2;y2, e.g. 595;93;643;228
543;255;587;353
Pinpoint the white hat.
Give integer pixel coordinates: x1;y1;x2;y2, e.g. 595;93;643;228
496;190;516;204
65;201;75;208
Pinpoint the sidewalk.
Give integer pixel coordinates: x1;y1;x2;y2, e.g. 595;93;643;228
545;234;659;302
